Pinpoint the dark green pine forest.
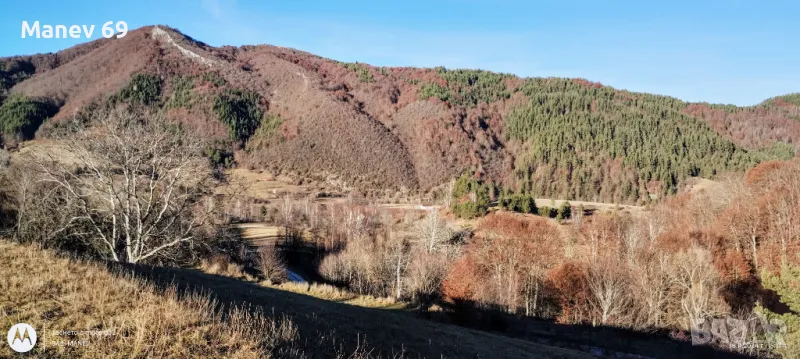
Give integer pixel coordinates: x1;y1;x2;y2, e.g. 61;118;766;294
505;78;770;204
422;69;794;205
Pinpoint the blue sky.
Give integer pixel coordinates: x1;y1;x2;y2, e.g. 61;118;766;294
1;0;797;106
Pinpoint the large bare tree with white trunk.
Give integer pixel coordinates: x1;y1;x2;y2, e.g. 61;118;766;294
35;108;217;263
586;259;631;326
413;209;454;254
670;246;727;330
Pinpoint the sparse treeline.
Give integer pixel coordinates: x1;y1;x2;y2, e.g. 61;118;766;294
685;96;800;154
0;58;36;99
269;159;800;357
267;195;461;307
452;159;800;357
0;59;59;147
418;67;513;107
448;171;571;220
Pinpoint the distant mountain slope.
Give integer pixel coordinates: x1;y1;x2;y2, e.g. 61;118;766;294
1;25;796;203
684;96;800;151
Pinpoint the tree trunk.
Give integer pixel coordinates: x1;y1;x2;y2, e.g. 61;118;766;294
751;235;759;271
395;254;402;299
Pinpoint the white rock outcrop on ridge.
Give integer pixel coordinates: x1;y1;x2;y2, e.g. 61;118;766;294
152;26;215;67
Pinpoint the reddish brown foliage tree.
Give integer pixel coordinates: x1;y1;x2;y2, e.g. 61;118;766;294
548;261;591;324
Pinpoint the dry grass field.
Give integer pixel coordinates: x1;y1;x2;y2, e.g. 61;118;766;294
216;168;314;200
0;241;304;359
269;282;408;310
0;240;595;358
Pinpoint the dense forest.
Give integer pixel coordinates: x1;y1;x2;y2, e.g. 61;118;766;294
506;78;764;203
416;68;795;204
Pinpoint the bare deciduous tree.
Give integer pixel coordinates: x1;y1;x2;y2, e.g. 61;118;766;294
586;259;631;326
259;245;287;283
443;178;455;208
623;219;647;264
413;209;453;254
387;236;411;299
3;160;81;246
632;253;671;328
35;109;217;263
670;246;727;330
301;197;321;245
406;249;451;306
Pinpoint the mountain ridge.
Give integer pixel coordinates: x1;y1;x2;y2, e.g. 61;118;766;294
1;25;797;203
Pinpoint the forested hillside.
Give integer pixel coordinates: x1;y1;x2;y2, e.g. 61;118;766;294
0;25;797;204
505;78;763;202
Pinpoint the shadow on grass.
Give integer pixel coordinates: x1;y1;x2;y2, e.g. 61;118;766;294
105;261;754;359
221;224;753;358
106;261;592;359
425;300;754;359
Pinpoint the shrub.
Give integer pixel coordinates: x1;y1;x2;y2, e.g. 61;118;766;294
246;113;284;151
118;73;162;106
756;141;795;161
340;62;374;83
256;113;282;139
451;173;490;219
452;201;485;219
204;143;234;169
519;195;536;214
557;201;572;220
538;200;559;218
168;75;195;108
213;89;263;142
418;82;450;102
0;95;58;140
199;254;251;280
258;246;287;283
357;67;374;83
498;194;510;209
499;193;537;214
202;71;227;87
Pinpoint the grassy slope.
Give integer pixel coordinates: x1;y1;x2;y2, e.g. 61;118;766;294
0;240;592;359
0;241;305;358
